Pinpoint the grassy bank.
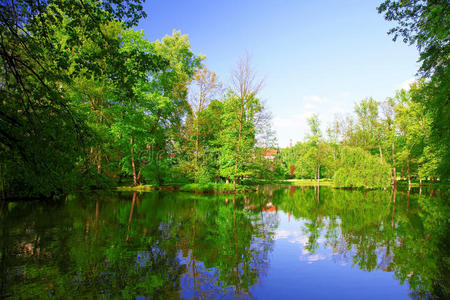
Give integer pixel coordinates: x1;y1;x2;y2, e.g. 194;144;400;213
116;183;253;193
285;179;449;189
179;183;251;193
395;180;449;188
115;178;448;193
116;184;155;191
284;179;334;187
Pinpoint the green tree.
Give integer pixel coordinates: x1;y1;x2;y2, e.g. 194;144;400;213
229;54;263;189
0;0;150;198
380;97;399;184
334;147;391;189
306;114;329;182
183;67;221;182
393;85;435;185
378;0;450;181
378;0;449;77
353;98;384;160
110;30;201;186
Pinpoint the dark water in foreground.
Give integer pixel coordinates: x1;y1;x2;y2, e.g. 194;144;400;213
0;186;448;299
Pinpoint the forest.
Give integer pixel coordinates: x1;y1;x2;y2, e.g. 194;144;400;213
1;0;449;199
281;82;447;189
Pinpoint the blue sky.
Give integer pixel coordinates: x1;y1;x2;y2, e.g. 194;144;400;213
139;0;419;147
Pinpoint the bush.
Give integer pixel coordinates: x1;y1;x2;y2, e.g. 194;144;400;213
178;183;248;193
142;161;190;186
334;147;391;189
196;166;213;184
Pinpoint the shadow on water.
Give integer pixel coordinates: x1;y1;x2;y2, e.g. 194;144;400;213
0;186;448;299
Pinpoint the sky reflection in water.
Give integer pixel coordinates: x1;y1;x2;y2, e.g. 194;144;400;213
0;186;447;299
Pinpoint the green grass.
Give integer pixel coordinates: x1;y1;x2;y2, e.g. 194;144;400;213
116;178;448;192
284;178;450;189
284;179;334;187
116;184;155;191
245;178;287;185
178;183;251;193
115;182;254;193
395;179;449;188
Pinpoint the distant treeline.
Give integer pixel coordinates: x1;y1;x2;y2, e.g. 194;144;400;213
280;0;450;188
280;81;446;189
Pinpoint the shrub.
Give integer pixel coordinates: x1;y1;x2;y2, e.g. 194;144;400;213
334;147;391;189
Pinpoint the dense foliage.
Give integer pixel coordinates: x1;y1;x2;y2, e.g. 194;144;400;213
0;1;281;199
280;84;446;188
278;1;449;188
378;0;449;181
1;1;448;197
334;147;391;188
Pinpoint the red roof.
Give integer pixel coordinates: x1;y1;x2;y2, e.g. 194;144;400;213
263;205;277;213
262;149;277;156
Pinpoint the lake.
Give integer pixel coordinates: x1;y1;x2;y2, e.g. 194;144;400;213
0;185;448;299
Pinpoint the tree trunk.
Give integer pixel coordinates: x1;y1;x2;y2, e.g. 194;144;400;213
89;146;94;171
406;187;410;215
191;198;198;291
195;113;199;175
233;98;244;190
378;143;383;162
97;150;102;174
316;185;320;202
0;164;5;200
232;195;240;292
407;160;411;187
392;142;397;185
391;187;396;230
95;200;99;222
317;165;320;185
419;178;423;195
130;136;137;186
126;192;136;241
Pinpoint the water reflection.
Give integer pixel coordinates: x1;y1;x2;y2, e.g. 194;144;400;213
0;186;448;299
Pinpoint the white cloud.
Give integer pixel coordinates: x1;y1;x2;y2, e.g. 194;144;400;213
303;95;328;103
289;236;309;245
273;115;299;129
304;103;317;110
274;229;303;240
304;254;327;262
273;93;354;147
274;229;293;240
398;78;416;91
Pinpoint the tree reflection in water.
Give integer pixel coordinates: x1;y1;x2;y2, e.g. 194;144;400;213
276;185;449;299
0;186;448;298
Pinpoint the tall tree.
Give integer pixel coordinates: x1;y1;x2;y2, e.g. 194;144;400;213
230;54;263;189
378;0;450;181
354;98;384;160
120;30;201;186
378;0;449;77
306;114;328;183
186;67;221;181
0;0;150;198
380;98;398;184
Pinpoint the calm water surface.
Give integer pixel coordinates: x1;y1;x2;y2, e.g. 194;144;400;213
0;186;448;299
